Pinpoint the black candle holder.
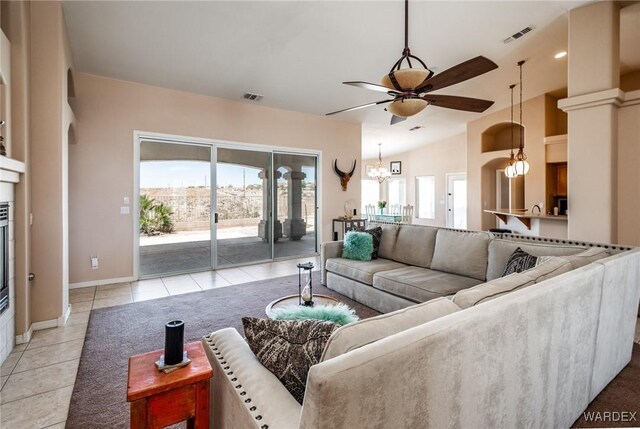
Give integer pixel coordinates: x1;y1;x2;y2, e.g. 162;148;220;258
297;262;314;306
164;320;185;365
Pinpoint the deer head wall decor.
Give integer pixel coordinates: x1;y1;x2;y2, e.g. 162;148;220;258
333;159;357;191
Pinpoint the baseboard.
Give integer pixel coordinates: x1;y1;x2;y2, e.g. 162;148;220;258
31;318;58;331
15;325;33;345
70;276;136;289
58;304;71;325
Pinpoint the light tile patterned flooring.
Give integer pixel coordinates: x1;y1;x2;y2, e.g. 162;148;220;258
0;257;320;428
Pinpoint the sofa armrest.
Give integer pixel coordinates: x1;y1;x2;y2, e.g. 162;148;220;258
203;328;302;429
321;241;343;285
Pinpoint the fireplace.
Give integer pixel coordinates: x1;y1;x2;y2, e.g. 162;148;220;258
0;203;8;316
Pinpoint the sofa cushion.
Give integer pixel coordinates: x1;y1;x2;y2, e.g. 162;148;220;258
486;239;586;281
391;225;439;268
377;224;400;260
430;229;491;281
242;317;339;404
373;266;483;303
452;256;573;308
563;247;611;269
342;231;373;261
321;297;460;361
502;247;539;276
325;257;408;286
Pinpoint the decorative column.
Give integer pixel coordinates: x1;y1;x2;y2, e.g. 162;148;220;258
558;1;620;243
258;169;282;242
283;170;306;241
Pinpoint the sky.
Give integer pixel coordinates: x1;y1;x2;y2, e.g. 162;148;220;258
141;161;316;189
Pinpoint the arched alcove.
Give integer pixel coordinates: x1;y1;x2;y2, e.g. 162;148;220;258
67;68;76;99
481;122;524;153
68;123;76;146
480;157;525;231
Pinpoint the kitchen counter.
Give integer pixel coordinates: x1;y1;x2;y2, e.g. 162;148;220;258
484;209;567;229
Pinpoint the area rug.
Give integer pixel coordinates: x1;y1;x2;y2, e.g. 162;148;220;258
66;272;379;429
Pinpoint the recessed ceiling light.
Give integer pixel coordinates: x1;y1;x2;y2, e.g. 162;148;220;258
554;51;567;59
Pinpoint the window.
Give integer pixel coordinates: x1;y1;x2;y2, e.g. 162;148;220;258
361;179;380;213
386;177;406;207
416;176;436;219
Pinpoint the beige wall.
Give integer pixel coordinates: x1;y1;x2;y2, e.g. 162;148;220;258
29;1;72;325
467;95;560;231
363;133;466;228
69;73;361;284
617;92;640;246
2;0;32;338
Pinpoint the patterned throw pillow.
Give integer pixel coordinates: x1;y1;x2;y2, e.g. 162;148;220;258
363;226;382;259
342;231;373;261
501;247;538;277
242;317;339;404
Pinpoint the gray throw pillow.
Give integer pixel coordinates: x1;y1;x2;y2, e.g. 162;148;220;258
502;247;538;277
242;317;339;404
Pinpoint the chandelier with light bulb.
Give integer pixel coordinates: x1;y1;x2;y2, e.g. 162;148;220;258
368;143;392;183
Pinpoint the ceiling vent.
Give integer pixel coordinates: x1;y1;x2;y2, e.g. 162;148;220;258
409;126;424;131
242;93;264;102
503;26;534;44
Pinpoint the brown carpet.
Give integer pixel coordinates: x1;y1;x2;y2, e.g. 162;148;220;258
572;343;640;428
67;272;640;428
66;272;379;429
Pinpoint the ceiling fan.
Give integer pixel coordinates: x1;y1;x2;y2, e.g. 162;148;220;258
327;0;499;125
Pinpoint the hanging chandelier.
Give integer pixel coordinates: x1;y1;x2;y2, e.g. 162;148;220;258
505;84;517;178
368;143;392;183
513;60;529;176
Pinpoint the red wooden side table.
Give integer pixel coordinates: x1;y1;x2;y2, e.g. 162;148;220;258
127;341;213;429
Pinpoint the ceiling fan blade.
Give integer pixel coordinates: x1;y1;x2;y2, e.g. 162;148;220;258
390;115;407;125
343;81;401;95
326;99;393;116
422;94;494;113
415;56;498;94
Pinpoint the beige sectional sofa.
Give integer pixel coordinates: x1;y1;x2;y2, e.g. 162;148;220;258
203;224;640;429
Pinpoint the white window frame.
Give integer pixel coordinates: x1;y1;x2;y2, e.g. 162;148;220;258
415;175;436;219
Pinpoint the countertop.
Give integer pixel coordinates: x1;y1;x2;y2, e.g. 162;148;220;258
484;209;568;221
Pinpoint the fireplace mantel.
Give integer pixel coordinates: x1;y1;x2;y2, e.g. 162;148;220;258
0;155;25;184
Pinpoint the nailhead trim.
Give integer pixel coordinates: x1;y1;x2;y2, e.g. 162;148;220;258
231;378;237;382
256;415;262;420
235;385;242;389
250;406;257;411
240;392;246;396
261;425;269;429
245;399;251;403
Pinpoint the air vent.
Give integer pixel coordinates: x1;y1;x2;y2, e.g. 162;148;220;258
503;26;534;44
242;93;263;102
409;126;423;131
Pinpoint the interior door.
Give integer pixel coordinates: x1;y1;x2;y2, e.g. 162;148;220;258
446;173;467;229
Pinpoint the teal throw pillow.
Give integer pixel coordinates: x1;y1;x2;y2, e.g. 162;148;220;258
342;231;373;261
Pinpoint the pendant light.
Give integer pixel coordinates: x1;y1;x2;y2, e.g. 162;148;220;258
513;60;529;176
504;84;517;178
368;143;392;183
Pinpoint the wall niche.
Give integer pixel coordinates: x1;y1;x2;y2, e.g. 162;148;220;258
481;122;524;153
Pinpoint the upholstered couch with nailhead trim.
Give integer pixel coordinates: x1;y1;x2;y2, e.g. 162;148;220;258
202;224;640;429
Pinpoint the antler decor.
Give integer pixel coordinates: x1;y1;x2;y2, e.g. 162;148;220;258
333;159;357;191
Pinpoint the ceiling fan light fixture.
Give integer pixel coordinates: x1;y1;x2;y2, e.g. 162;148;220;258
381;68;431;91
387;97;428;117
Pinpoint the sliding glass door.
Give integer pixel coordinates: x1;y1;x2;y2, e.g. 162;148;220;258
273;153;318;258
138;138;318;277
139;141;212;277
216;148;272;267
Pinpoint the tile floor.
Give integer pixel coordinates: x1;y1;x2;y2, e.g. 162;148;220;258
0;257;319;428
0;255;638;428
